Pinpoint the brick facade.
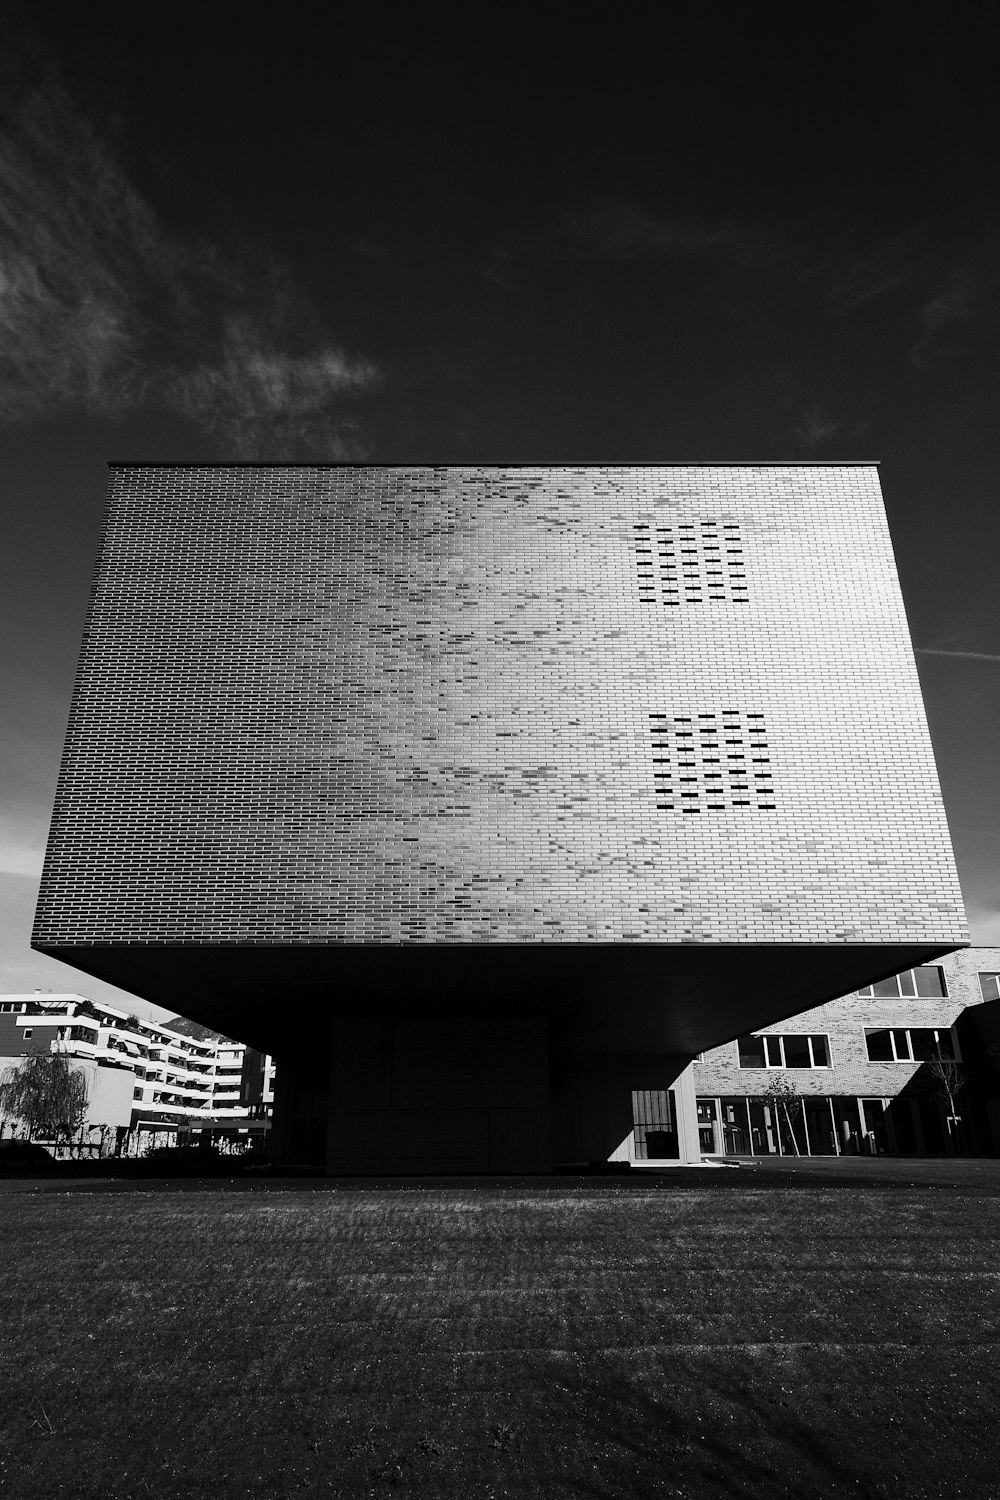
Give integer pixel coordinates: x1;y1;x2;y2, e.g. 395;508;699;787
694;947;999;1098
34;464;966;951
693;948;1000;1155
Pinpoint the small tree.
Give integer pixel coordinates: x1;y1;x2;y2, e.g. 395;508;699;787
761;1075;802;1157
924;1054;967;1150
0;1053;89;1151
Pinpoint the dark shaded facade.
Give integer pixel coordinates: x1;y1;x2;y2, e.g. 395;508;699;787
33;465;968;1170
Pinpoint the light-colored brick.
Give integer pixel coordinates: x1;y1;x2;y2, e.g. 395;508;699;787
33;463;967;950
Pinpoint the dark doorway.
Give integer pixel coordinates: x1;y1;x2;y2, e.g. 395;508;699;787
631;1090;679;1159
918;1097;946;1154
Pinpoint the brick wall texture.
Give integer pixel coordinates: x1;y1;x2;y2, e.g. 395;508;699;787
33;464;968;948
693;947;1000;1097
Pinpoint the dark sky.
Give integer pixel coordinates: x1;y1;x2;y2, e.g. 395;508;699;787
3;5;998;1019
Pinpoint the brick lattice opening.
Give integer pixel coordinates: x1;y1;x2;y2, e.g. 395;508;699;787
633;519;748;605
649;709;775;812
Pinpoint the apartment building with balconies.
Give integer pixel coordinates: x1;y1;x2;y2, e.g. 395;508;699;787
0;994;274;1149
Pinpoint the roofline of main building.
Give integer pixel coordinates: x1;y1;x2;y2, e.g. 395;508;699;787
106;460;882;468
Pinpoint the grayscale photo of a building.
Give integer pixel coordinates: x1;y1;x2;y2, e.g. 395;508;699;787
32;464;970;1172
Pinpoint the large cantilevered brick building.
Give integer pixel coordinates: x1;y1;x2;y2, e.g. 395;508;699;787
33;464;969;1171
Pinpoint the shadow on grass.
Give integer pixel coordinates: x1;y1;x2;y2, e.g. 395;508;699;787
534;1347;984;1500
6;1155;1000;1197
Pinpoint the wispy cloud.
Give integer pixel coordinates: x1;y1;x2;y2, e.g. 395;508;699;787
914;648;1000;662
814;227;999;367
821;231;926;312
785;398;870;454
0;58;380;457
790;405;841;450
911;260;997;368
570;199;761;261
161;306;378;460
481;247;516;294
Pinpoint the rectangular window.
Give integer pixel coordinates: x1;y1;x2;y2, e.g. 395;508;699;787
891;1029;912;1061
865;1029;894;1061
910;1029;936;1061
911;1028;955;1061
22;1028;32;1039
858;966;947;999
738;1033;830;1068
782;1034;812;1069
979;973;1000;1002
872;977;900;998
866;1027;955;1062
738;1035;766;1068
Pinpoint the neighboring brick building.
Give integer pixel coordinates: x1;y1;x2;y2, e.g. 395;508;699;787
32;465;968;1171
0;994;274;1150
694;947;1000;1156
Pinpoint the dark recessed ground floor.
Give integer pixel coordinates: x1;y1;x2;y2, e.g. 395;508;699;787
37;941;964;1173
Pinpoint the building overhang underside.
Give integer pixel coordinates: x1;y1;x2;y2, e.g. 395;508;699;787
38;942;964;1065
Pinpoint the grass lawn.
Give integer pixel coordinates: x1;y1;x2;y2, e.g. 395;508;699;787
2;1165;1000;1499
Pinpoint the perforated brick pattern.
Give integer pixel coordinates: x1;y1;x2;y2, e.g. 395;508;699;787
634;518;748;606
33;464;968;947
650;710;775;812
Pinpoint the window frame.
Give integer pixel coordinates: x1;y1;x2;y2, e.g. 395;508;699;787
856;965;947;1000
865;1025;959;1063
737;1032;832;1070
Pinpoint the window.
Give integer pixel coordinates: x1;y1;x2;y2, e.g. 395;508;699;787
22;1028;32;1039
738;1035;765;1068
856;966;946;999
782;1035;812;1069
738;1033;830;1069
911;1027;956;1061
865;1027;956;1062
865;1029;894;1061
979;973;1000;1002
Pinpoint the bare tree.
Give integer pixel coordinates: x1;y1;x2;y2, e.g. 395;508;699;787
924;1054;967;1149
0;1053;88;1151
760;1075;802;1157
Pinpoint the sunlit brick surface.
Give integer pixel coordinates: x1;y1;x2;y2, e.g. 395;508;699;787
693;945;1000;1098
33;464;968;947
